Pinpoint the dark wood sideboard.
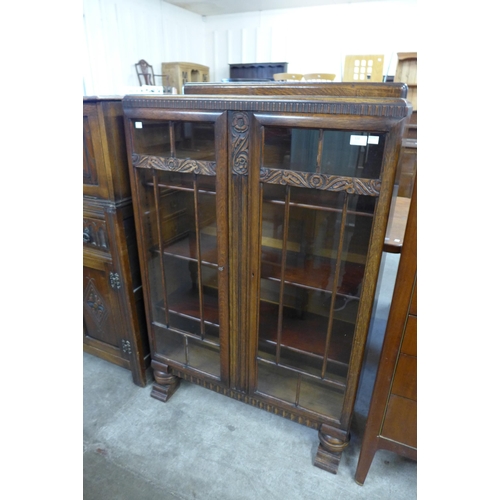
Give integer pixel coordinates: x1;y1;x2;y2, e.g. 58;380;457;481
83;97;150;386
228;62;287;81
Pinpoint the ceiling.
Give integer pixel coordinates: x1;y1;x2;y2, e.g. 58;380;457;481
163;0;381;16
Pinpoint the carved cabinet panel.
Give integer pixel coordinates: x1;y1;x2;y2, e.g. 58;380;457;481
123;88;411;472
83;256;126;360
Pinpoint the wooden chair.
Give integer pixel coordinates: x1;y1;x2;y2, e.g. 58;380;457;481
135;59;168;86
273;73;303;81
303;73;336;82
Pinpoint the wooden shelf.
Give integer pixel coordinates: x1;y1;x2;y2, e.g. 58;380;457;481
156;285;220;327
145;179;217;196
261;247;364;293
152;233;217;267
261;245;364;297
258;301;354;365
160;232;218;266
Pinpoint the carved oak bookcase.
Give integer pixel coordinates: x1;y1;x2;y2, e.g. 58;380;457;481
83;97;150;386
122;88;411;473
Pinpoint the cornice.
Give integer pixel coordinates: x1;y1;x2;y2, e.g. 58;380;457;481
122;95;410;118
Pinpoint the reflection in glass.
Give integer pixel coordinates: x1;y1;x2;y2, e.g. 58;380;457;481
262;126;386;179
133;120;216;160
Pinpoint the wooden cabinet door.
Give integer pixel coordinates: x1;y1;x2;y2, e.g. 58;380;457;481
244;112;392;425
83;103;110;199
83;253;129;367
127;111;230;386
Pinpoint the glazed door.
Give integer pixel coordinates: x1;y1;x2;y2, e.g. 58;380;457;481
248;114;387;424
128;112;230;385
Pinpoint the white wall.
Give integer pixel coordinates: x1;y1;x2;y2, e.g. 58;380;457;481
83;0;206;95
205;0;417;82
83;0;417;95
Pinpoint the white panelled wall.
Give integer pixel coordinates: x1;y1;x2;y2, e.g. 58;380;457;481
83;0;206;95
83;0;417;96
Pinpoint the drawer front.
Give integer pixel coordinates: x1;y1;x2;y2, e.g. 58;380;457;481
83;216;110;252
401;314;417;356
158;190;190;244
382;394;417;449
391;353;417;401
409;276;417;315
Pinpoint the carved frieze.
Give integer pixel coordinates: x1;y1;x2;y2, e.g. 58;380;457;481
123;96;410;118
171;369;323;430
259;168;381;196
131;154;216;176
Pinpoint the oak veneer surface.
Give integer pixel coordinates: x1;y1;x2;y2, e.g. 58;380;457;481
83;97;150;387
123;87;411;473
355;178;417;485
184;81;408;98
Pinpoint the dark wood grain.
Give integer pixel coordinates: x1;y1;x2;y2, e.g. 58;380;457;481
184;81;408;98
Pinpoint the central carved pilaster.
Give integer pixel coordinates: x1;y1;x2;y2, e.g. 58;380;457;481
230;112;250;175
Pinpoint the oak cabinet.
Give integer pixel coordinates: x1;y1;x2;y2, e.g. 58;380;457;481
83;97;150;387
123;88;411;473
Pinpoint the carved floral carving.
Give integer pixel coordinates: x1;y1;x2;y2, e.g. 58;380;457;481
259;168;381;196
132;153;216;176
84;281;107;324
230;112;250;175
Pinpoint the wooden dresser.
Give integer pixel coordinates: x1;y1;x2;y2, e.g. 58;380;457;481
83;97;150;386
160;62;209;93
123;85;411;474
355;178;417;484
393;52;417;199
228;62;288;80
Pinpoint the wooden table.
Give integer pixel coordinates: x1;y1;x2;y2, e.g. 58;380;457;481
383;196;411;253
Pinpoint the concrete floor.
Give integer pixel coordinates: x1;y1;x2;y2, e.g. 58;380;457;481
83;253;417;499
